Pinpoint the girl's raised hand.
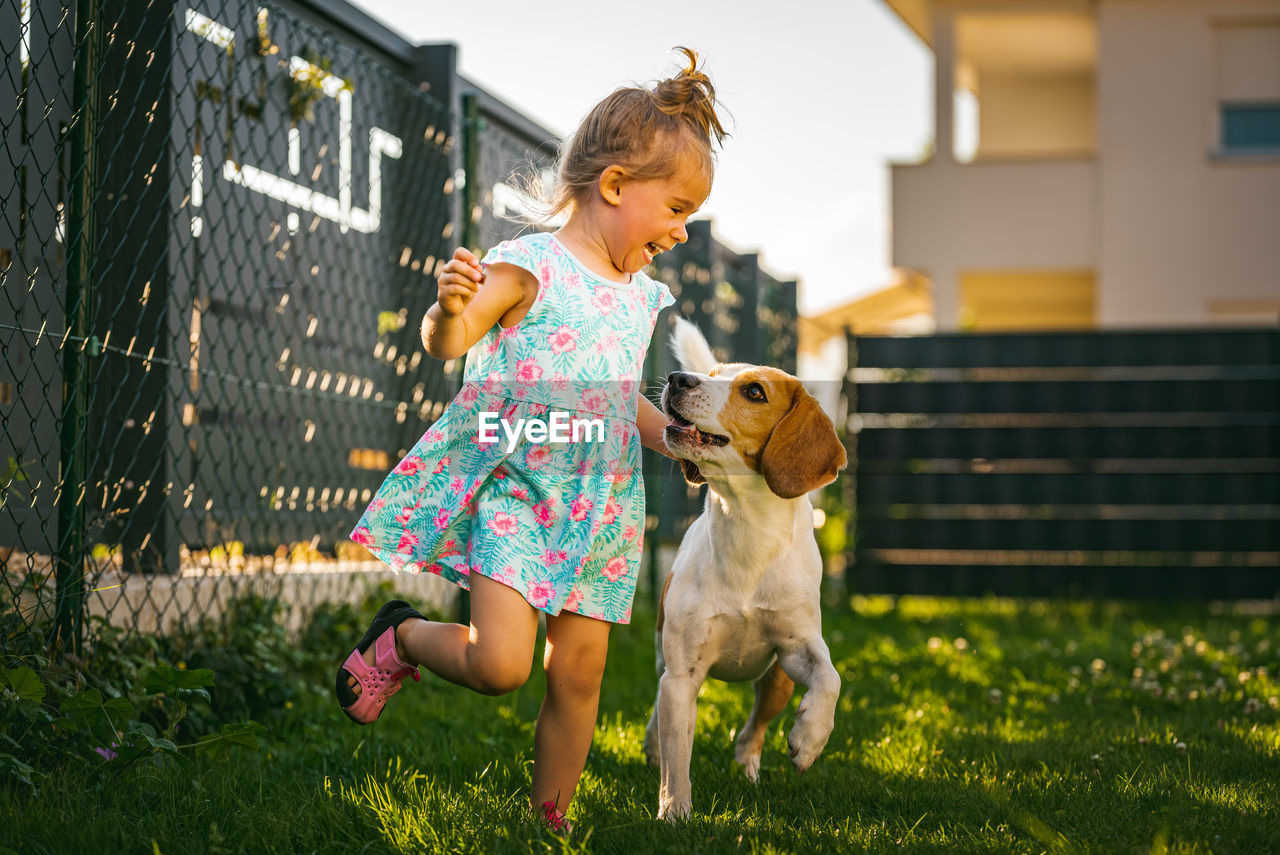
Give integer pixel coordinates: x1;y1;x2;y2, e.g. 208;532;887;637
436;247;485;317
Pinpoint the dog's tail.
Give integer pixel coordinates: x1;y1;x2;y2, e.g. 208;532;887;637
670;316;718;374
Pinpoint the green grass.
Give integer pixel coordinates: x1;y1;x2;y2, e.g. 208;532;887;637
4;595;1279;854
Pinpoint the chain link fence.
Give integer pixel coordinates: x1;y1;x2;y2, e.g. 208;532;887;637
2;0;473;653
2;0;800;655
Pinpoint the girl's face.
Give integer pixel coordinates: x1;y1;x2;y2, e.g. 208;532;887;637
602;158;711;276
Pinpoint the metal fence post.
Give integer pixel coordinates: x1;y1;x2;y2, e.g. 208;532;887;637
56;0;101;654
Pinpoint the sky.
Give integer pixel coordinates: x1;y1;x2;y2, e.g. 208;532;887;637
348;0;934;316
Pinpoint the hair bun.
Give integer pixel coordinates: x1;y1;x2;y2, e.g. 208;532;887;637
652;46;728;147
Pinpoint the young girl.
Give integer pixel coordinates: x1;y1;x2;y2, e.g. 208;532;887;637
336;47;727;830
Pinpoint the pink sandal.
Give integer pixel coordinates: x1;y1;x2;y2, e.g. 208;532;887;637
539;800;572;834
335;600;425;725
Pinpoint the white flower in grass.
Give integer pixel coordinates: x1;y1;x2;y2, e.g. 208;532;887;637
954;637;969;651
1175;741;1187;752
988;688;1003;704
1244;698;1261;714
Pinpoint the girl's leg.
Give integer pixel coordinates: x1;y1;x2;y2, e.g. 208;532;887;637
349;572;539;696
531;610;611;815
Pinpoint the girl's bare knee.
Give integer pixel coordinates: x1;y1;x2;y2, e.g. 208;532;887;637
470;647;532;696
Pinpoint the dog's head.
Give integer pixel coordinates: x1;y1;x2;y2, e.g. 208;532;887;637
660;320;846;499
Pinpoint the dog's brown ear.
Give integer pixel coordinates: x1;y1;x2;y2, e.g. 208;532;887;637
760;388;847;499
679;457;706;487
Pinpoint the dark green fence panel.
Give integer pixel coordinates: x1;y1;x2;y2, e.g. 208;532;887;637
845;329;1280;599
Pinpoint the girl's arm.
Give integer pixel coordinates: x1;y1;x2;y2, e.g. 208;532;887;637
424;248;533;361
636;394;676;459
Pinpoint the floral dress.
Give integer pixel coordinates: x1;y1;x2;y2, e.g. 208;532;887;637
350;232;674;623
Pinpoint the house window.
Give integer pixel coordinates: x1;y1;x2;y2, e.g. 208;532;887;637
1221;103;1280;153
1215;23;1280;155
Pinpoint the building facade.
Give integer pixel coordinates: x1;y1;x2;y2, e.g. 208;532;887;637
886;0;1280;331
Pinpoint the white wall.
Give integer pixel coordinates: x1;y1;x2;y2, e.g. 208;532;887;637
1097;0;1280;326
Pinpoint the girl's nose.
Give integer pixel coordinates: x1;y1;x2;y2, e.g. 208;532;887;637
672;222;688;244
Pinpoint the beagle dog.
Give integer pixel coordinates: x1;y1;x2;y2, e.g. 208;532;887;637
644;318;847;821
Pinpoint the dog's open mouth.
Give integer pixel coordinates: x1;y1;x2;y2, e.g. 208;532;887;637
665;410;730;447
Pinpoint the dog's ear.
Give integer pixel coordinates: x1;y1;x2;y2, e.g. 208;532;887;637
678;457;706;487
670;317;718;374
760;387;847;499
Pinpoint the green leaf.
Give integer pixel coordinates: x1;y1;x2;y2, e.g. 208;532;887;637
0;667;45;703
0;752;35;791
143;665;215;695
194;721;266;762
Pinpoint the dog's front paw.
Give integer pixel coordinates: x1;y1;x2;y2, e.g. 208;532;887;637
733;735;762;782
657;797;691;822
786;704;834;773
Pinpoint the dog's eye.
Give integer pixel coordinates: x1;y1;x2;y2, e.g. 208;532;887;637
743;383;767;402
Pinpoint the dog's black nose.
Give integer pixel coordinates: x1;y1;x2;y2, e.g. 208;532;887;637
667;371;699;390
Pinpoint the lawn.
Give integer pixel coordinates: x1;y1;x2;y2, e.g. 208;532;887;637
3;594;1278;854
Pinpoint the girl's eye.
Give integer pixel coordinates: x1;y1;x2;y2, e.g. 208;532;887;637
744;383;766;402
671;207;683;215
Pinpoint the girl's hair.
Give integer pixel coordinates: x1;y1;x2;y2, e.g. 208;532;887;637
545;46;728;219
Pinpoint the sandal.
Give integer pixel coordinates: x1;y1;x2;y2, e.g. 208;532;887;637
335;599;425;725
538;800;572;835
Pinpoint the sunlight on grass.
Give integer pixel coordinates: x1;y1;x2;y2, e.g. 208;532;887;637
5;596;1277;853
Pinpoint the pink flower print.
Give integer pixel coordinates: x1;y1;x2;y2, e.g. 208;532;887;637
516;359;543;387
485;336;501;355
493;466;507;480
426;562;443;575
623;606;632;623
548;325;580;354
424;428;445;443
533;501;557;527
538;258;555;283
526;445;552;470
351;527;374;547
492;565;516;586
607;464;632;484
595;331;621;354
619;377;635;399
602;497;622;526
591;289;619;315
527;580;557;608
549;373;572;392
457;384;480;406
570;495;594;521
579;389;607;413
542;549;567;565
501;324;521;339
432;508;451;530
563;271;582;290
394;505;416;525
624;525;637;541
511;486;529;500
397;531;419;552
487;512;519;537
440;538;461;557
603;556;629;582
456;562;472;576
575;459;592;477
366;499;386;513
501;402;519;421
450;476;465;494
432;456;451;474
395;455;425;475
564;588;584;612
482;373;505;395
